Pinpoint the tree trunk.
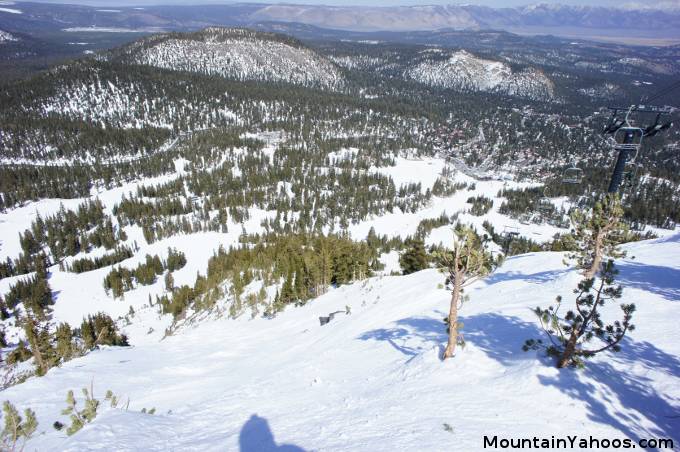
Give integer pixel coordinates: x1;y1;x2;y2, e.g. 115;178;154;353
29;336;46;375
558;331;579;368
584;232;604;280
443;272;461;359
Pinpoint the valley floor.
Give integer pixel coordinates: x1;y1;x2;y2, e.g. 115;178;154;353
3;234;679;451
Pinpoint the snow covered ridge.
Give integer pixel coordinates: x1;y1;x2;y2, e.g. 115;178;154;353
0;29;18;42
405;50;555;101
122;28;345;91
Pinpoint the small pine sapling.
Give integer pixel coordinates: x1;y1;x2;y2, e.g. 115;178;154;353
525;194;634;368
61;384;100;436
104;390;118;408
524;259;635;368
1;401;38;452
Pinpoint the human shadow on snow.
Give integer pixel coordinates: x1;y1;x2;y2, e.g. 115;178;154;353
239;414;306;452
616;261;680;302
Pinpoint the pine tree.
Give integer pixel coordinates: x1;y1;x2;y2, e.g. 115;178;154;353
435;227;494;359
280;269;295;306
1;401;38;452
23;314;57;376
294;261;306;303
55;322;75;362
567;194;627;279
6;341;32;365
79;313;129;350
526;259;635;368
319;242;332;293
164;271;175;292
525;196;635;368
399;239;429;275
62;386;100;436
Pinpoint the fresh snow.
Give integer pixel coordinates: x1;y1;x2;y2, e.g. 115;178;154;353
2;234;679;451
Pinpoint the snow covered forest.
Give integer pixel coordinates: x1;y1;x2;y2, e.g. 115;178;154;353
0;21;679;452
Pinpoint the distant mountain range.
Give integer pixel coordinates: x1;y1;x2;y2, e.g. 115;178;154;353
251;3;680;34
2;2;680;42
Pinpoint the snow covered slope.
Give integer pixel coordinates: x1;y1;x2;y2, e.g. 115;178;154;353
122;28;344;90
0;29;17;42
405;50;555;100
3;233;679;451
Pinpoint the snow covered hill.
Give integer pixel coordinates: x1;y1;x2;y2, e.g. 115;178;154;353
2;232;679;451
404;50;555;100
121;28;344;90
0;29;17;43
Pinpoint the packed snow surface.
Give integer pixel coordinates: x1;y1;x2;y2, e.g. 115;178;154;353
3;234;679;451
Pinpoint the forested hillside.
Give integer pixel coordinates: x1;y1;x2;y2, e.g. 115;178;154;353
0;25;678;451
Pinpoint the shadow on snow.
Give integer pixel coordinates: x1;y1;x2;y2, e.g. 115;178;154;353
239;414;306;452
357;313;542;365
539;338;680;445
358;312;680;444
617;261;680;302
485;267;570;285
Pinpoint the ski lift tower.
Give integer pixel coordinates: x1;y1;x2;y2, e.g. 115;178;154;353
603;105;674;194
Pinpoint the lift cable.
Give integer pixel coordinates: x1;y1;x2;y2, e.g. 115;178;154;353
641;79;680;104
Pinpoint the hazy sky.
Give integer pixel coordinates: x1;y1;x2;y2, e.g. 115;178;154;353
14;0;679;7
17;0;680;8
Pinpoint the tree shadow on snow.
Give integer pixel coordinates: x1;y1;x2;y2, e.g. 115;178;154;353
358;312;680;443
357;316;446;357
616;261;680;302
485;268;570;285
239;414;306;452
357;312;544;366
461;313;546;366
539;337;680;445
650;233;680;244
